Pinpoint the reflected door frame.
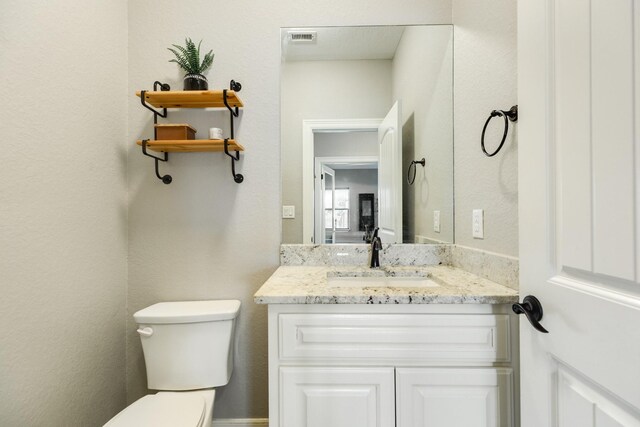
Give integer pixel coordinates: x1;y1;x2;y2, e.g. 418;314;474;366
302;119;382;244
314;156;379;245
317;164;336;244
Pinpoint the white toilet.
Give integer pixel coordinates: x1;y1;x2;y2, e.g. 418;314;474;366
105;299;241;427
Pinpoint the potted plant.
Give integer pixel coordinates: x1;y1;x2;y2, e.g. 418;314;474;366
168;38;214;90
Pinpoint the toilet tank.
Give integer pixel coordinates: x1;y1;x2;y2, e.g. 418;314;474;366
134;300;241;391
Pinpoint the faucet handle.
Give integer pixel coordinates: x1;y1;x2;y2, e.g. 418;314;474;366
372;227;379;239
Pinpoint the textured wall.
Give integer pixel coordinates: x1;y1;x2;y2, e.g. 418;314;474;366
0;0;129;425
127;0;451;419
392;26;454;243
452;0;518;255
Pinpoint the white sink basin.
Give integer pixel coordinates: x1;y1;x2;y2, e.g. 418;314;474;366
326;276;440;288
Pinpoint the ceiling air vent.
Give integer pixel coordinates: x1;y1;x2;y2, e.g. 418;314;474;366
288;31;317;43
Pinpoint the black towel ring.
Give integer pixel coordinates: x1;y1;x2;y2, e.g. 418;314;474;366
481;105;518;157
407;158;426;185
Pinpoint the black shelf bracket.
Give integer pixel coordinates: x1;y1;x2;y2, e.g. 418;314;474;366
224;139;244;183
224;79;242;115
222;80;244;184
139;81;170;118
142;140;172;184
140;81;172;184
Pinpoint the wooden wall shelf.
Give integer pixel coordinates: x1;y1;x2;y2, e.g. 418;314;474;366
137;139;244;153
136;80;245;184
136;90;243;109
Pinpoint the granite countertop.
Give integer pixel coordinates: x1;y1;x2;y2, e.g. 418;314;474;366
254;265;519;305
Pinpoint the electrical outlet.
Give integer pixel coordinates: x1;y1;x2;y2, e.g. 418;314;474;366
282;205;295;219
433;210;441;232
472;209;484;239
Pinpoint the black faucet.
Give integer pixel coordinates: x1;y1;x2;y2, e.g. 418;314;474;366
369;227;382;268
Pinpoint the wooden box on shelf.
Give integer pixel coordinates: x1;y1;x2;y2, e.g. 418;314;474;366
155;124;196;140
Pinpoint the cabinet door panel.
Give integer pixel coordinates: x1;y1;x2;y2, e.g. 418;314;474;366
280;367;395;427
396;368;514;427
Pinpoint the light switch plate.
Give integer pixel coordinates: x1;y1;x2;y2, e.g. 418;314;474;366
472;209;484;239
282;205;295;219
433;210;441;232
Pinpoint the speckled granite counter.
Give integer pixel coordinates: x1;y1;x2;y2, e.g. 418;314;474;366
254;265;519;305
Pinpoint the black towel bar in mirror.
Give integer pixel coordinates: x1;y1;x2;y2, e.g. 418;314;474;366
407;158;426;185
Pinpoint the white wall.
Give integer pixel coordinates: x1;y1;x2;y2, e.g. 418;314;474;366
282;60;392;243
127;0;451;419
392;25;454;243
314;131;379;157
0;0;129;425
452;0;518;256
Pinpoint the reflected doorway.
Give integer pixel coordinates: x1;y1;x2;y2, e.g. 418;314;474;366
314;154;378;244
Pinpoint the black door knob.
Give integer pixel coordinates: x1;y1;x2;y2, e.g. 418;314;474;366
512;295;549;333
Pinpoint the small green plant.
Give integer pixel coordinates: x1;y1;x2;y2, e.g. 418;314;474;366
168;38;214;75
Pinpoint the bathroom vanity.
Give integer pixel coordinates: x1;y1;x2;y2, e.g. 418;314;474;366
255;251;520;427
270;20;522;426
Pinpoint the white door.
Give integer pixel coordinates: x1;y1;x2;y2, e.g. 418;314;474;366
519;0;640;426
280;367;395;427
314;165;336;244
378;101;403;243
323;166;336;244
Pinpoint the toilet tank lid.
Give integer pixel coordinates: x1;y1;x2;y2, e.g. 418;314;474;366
134;300;241;324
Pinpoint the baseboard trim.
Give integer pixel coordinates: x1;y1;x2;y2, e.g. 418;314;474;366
212;419;269;427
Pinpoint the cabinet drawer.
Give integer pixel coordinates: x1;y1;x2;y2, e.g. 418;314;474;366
279;313;510;363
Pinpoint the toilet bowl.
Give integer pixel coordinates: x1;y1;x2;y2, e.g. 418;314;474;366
104;300;241;427
104;389;215;427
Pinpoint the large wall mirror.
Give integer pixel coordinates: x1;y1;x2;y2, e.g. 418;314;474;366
281;25;454;245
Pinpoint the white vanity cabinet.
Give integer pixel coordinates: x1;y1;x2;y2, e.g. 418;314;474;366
268;304;519;427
